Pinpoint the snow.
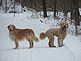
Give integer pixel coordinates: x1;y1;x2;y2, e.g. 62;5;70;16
0;11;81;61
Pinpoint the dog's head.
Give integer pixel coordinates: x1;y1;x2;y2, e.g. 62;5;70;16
39;32;46;40
60;21;68;29
7;25;16;31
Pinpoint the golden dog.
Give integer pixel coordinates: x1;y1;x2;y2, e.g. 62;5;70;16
39;21;68;47
7;25;39;49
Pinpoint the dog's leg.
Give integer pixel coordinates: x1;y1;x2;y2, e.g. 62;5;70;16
48;36;56;47
28;40;33;48
14;41;19;49
58;36;63;47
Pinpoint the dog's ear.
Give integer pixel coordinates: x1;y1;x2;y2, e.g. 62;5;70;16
66;23;68;28
7;25;10;29
64;21;68;28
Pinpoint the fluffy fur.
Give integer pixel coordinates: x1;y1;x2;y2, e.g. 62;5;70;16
39;21;68;47
7;25;39;49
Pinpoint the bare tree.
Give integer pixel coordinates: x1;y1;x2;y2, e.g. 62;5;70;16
70;0;80;35
5;0;7;13
42;0;47;18
74;0;80;35
14;0;15;17
53;0;57;18
0;0;2;5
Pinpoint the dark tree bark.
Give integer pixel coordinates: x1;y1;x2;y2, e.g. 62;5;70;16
0;0;2;5
42;0;47;18
5;0;7;13
74;0;80;25
70;0;74;22
53;0;57;18
73;0;80;35
14;0;15;17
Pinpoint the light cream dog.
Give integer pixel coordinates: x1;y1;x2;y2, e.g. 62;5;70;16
39;21;68;47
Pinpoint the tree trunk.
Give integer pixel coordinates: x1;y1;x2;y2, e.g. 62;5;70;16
73;0;80;35
42;0;47;18
53;0;57;18
0;0;2;5
5;0;7;13
14;0;15;17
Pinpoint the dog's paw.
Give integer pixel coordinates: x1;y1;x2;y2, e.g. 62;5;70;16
13;47;18;49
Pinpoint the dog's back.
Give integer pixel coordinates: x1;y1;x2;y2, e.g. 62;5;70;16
10;28;35;41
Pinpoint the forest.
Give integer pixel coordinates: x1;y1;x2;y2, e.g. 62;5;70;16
0;0;81;35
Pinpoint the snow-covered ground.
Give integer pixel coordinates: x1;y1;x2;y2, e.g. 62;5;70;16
0;12;81;61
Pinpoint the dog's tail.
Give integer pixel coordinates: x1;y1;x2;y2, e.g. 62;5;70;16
33;36;39;42
39;32;47;40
